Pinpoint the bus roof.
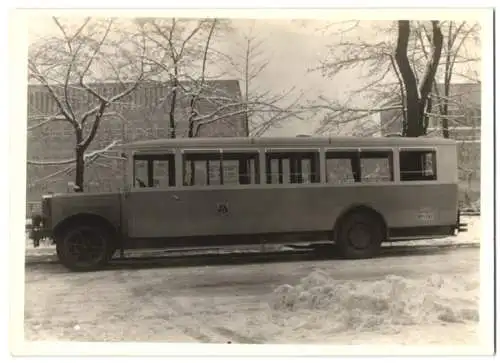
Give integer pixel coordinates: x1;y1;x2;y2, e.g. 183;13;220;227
120;135;458;151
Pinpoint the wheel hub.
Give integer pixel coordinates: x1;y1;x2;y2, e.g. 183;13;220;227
66;228;106;265
347;223;372;249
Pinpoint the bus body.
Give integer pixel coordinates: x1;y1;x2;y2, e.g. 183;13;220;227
29;135;467;271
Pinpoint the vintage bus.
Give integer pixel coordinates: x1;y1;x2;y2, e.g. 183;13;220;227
29;135;467;271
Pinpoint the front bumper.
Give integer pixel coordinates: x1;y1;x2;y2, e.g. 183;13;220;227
27;215;52;247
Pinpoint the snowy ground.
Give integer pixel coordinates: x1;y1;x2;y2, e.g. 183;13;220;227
23;216;482;346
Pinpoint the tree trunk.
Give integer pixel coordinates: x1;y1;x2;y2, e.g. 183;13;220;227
441;100;450;138
423;95;433;132
441;22;453;139
169;73;178;139
395;20;422;137
442;56;451;138
74;146;85;192
187;97;196;138
418;21;443;136
395;20;443;138
187;92;197;186
244;38;250;136
73;129;85;192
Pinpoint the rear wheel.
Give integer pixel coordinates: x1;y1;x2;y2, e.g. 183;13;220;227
335;211;384;259
56;222;114;272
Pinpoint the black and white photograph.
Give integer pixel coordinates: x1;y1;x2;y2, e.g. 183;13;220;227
7;6;495;357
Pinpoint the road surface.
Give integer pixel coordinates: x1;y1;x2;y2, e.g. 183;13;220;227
24;242;480;345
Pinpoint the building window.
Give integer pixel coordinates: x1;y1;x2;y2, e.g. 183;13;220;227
265;151;320;184
399;150;437;181
183;151;260;186
133;154;176;188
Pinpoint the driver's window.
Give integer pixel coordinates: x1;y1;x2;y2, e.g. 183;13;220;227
133;153;176;188
134;159;149;188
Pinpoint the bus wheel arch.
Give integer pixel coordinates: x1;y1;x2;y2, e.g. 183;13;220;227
54;214;118;271
333;205;387;259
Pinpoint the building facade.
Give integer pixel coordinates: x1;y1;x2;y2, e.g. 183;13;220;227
26;80;247;209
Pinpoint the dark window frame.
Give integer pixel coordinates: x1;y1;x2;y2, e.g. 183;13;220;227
359;150;395;183
399;149;438;182
265;151;321;185
182;150;261;186
325;149;394;184
133;153;176;188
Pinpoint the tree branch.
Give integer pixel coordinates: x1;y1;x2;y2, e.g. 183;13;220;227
27;115;67;131
28;60;80;131
27;164;76;188
81;77;146;149
189;19;217;137
28;140;120;166
78;19;114;102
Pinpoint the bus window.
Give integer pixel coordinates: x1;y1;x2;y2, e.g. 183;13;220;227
183;153;220;186
400;150;437;181
133;154;175;188
134;159;148;187
221;152;260;185
325;151;359;184
183;151;260;186
360;151;394;182
152;159;175;187
265;152;320;184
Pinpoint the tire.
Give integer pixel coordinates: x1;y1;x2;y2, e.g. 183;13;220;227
335;211;384;259
55;221;114;272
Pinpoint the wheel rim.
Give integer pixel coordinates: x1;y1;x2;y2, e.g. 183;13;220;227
347;223;372;249
64;227;107;268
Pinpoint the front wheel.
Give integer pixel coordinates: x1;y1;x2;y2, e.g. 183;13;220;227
335;211;384;259
56;222;114;272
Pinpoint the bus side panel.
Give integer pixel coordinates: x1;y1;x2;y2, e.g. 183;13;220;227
374;183;458;228
124;183;458;239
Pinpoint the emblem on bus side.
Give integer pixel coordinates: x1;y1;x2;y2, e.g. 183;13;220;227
216;202;229;216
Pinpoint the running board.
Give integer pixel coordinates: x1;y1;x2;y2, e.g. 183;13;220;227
387;235;452;242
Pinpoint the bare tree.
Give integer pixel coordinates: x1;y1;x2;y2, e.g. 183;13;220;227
186;19;219;138
135;18;305;140
309;21;405;135
136;17;230;138
310;20;478;137
28;17;147;191
217;24;307;137
415;20;481;138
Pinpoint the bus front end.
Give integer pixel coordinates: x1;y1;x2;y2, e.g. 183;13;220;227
29;194;53;247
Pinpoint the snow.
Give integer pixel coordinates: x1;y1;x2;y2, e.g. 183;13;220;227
271;270;478;323
209;270;480;345
23;216;482;345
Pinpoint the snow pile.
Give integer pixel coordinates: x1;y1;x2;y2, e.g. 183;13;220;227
269;270;479;334
455;216;481;244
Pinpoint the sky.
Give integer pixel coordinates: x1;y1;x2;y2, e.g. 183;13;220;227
26;12;485;136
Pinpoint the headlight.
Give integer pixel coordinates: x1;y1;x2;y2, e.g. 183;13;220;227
41;195;52;225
